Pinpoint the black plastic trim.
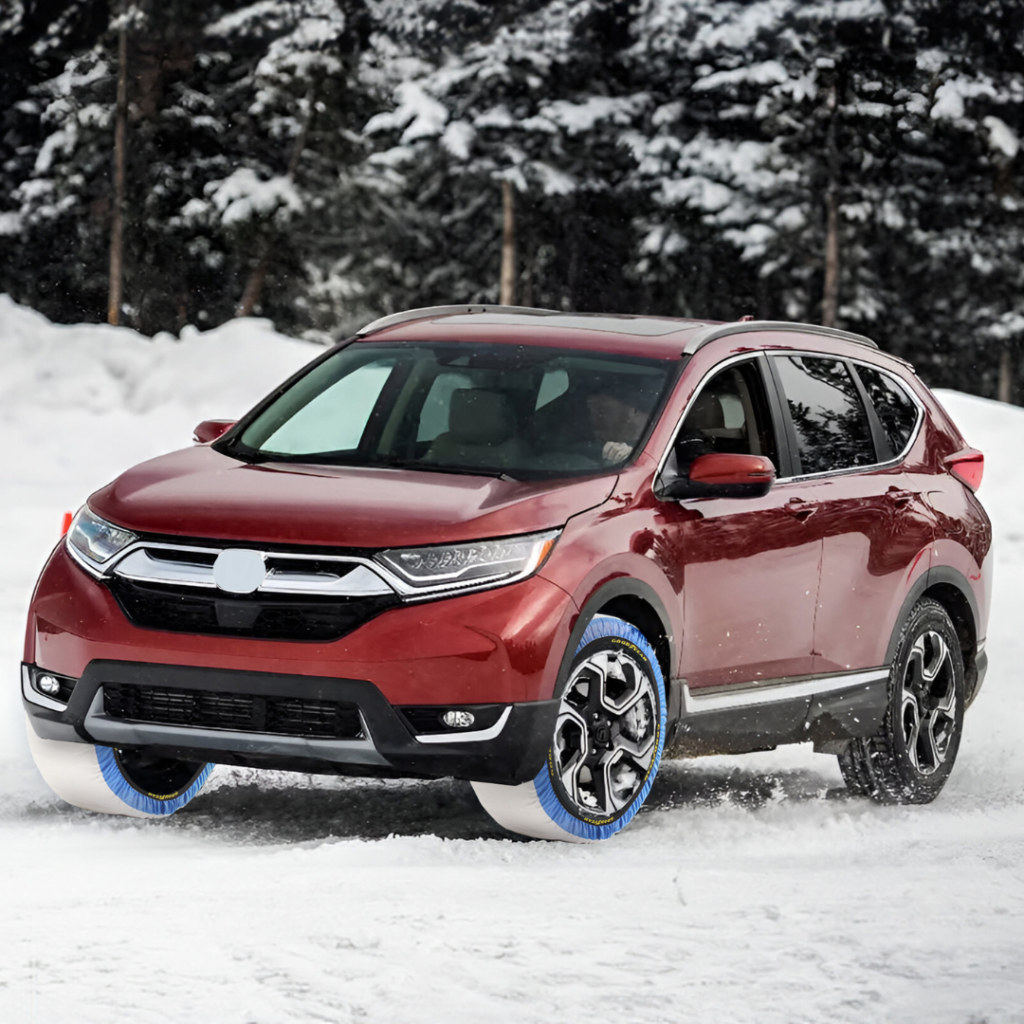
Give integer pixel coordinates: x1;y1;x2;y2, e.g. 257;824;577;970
668;676;889;757
884;565;980;666
567;578;676;694
972;649;988;707
758;352;798;479
23;660;557;784
847;359;894;463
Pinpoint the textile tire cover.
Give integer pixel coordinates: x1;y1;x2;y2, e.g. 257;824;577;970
472;614;667;842
26;716;212;818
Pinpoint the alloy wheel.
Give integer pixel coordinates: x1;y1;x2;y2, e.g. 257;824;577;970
553;647;658;817
901;629;957;776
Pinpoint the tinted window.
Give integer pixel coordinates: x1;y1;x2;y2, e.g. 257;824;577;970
675;360;779;471
856;365;919;459
773;356;876;475
230;342;675;480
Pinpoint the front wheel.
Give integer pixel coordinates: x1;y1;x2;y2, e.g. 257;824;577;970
472;615;666;842
838;597;965;804
26;718;212;818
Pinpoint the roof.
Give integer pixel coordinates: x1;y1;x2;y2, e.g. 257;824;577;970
354;305;879;358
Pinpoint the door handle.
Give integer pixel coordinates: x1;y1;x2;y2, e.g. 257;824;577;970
886;487;916;506
784;497;817;520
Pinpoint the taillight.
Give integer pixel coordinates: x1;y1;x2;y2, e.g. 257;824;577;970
945;449;984;491
60;511;73;536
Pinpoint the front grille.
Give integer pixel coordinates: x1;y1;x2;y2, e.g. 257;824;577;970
106;578;397;642
103;683;364;739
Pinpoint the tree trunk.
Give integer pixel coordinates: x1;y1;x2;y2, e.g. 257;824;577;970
236;237;272;318
822;190;840;328
998;346;1013;404
821;79;840;329
107;21;128;326
500;179;517;306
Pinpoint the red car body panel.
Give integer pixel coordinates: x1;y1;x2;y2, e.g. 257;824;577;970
88;446;616;549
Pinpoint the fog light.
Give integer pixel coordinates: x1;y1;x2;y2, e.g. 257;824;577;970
37;674;61;696
442;710;475;729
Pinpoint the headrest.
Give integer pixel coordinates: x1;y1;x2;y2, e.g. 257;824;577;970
448;389;516;445
684;389;725;432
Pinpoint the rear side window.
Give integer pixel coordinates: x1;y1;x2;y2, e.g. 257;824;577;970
856;365;919;459
772;355;876;475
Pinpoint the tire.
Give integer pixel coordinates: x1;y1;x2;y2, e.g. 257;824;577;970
26;717;212;818
472;615;667;842
838;598;964;804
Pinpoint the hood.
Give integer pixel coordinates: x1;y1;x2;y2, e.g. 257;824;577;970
88;445;616;548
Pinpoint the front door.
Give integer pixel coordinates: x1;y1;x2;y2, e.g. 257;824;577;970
654;355;822;692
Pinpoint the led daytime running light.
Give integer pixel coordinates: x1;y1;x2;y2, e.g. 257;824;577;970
376;529;560;592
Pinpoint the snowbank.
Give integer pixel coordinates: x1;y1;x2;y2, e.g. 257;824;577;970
935;387;1023;544
0;292;318;417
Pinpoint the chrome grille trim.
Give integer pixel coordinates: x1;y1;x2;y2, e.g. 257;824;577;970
104;541;397;598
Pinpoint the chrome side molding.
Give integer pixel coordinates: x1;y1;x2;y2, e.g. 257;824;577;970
682;667;890;714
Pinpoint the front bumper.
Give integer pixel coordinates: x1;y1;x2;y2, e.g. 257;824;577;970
27;541;577;707
23;660;557;784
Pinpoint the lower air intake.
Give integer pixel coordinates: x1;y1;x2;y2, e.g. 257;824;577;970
103;683;363;740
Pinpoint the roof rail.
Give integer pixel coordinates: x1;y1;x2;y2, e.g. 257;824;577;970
683;320;878;354
356;304;562;337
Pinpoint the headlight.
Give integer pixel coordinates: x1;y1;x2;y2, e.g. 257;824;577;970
375;529;560;596
67;507;137;568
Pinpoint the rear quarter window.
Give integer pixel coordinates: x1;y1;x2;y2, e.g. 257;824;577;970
856;365;920;459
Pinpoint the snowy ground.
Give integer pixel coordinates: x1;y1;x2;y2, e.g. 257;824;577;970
1;297;1022;1023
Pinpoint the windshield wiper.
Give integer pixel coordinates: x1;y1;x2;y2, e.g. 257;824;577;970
224;447;518;481
373;457;518;481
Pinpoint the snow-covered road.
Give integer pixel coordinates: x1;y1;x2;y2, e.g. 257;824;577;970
2;299;1022;1023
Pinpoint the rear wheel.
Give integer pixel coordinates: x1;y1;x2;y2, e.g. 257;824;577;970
26;719;212;818
838;598;964;804
472;615;666;842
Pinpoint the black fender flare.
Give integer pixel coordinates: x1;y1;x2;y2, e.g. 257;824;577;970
552;576;678;713
884;564;980;666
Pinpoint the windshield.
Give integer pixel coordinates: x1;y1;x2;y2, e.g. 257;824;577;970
222;341;678;480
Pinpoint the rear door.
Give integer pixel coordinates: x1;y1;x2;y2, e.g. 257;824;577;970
767;353;932;675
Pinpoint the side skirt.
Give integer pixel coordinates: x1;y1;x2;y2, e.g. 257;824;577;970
666;668;889;758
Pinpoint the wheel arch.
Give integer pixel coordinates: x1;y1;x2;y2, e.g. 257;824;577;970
887;565;980;705
561;579;675;697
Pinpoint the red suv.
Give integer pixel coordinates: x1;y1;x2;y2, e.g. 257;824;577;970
22;307;991;841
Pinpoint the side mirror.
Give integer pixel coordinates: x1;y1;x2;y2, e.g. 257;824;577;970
193;419;235;444
658;452;775;500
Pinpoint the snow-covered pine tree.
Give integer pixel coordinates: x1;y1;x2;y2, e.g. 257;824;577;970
351;0;645;316
0;0;1020;399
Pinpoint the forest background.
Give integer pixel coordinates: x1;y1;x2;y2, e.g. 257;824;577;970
1;0;1022;401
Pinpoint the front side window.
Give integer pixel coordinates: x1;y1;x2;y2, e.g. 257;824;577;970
856;365;919;460
772;355;876;475
673;359;779;470
226;342;677;480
